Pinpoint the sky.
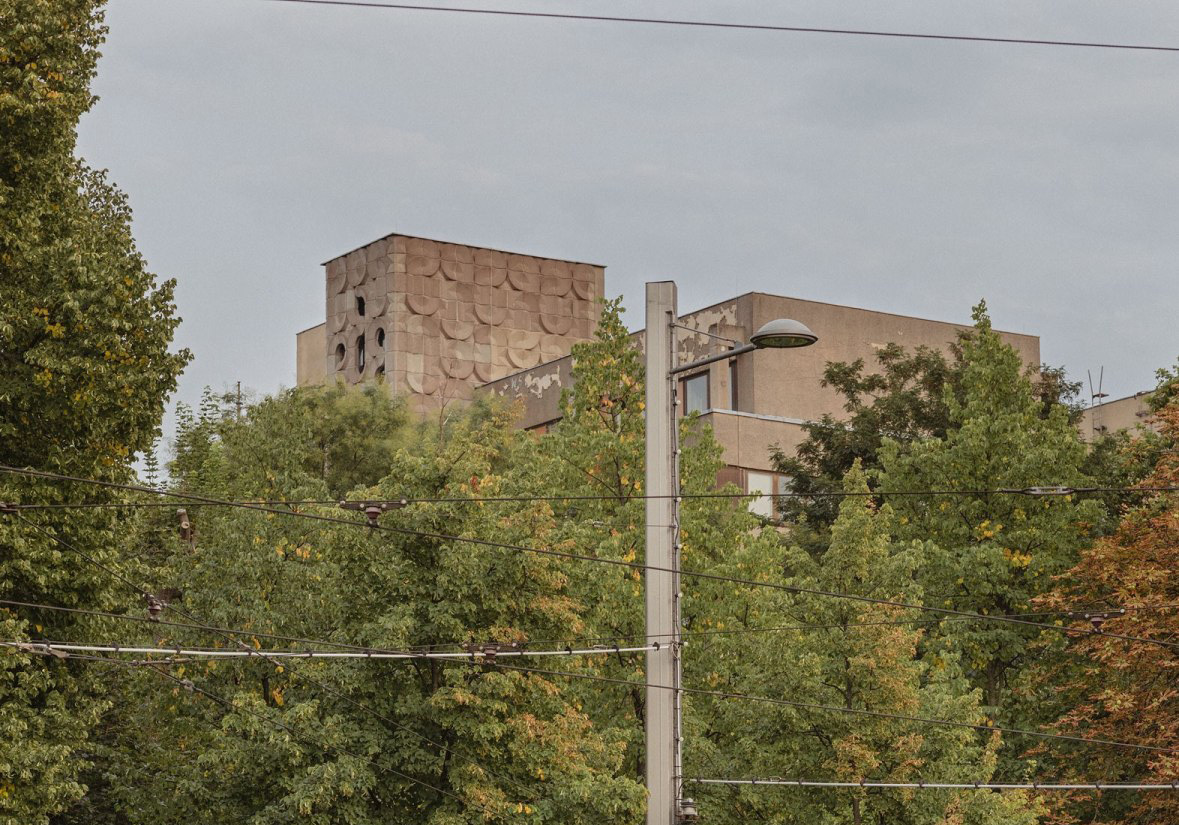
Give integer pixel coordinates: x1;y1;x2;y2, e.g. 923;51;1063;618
76;0;1179;447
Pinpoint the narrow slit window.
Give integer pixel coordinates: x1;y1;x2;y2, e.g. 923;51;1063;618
334;343;346;369
680;372;709;416
376;328;385;348
356;335;365;372
356;295;366;316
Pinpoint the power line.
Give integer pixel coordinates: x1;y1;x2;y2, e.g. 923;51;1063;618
3;464;1174;507
9;596;1174;660
0;598;412;653
261;0;1179;54
4;640;659;660
141;663;488;813
5;514;543;807
6;468;1178;650
690;778;1179;791
17;643;1174;757
451;660;1179;756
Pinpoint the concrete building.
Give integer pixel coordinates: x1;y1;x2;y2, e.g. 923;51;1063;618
295;233;605;413
1076;392;1157;442
483;292;1039;515
295;234;1040;513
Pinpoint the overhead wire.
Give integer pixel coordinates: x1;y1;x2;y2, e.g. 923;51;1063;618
4;640;659;660
8;596;1175;661
453;659;1179;756
3;464;1175;506
16;642;1175;757
260;0;1179;54
5;466;1178;651
690;778;1179;791
15;643;485;809
4;513;546;808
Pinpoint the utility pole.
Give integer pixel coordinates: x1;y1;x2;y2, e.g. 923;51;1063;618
645;281;680;825
644;281;818;824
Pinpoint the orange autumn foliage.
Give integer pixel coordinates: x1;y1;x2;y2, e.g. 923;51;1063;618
1038;405;1179;825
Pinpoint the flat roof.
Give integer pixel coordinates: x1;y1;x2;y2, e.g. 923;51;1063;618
666;291;1037;341
322;231;607;268
295;321;326;336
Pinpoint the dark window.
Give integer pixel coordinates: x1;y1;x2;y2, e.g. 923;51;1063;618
375;364;385;379
680;372;709;415
356;295;366;316
729;359;739;410
334;342;346;369
356;335;366;372
376;328;385;348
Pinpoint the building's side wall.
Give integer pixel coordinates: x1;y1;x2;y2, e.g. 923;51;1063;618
483;355;574;428
668;294;1041;480
484;291;1042;468
322;234;604;413
295;323;327;387
1077;393;1156;442
715;294;1040;421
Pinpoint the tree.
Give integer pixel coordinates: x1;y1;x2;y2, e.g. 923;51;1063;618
771;335;1082;539
687;464;1041;825
169;383;411;499
878;304;1098;739
1031;402;1179;825
88;387;647;824
0;2;189;822
770;342;957;531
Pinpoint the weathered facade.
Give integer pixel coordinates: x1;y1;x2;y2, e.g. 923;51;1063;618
295;233;605;412
296;236;1043;512
1076;392;1157;442
484;292;1040;513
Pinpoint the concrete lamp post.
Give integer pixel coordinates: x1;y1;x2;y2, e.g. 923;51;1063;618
644;281;817;825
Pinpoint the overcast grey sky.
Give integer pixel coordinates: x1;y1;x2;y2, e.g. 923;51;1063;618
77;0;1179;438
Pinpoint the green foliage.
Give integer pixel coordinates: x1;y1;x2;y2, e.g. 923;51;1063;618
689;464;1040;825
878;304;1097;742
1031;404;1179;825
170;383;410;498
0;2;189;822
89;376;647;823
771;342;957;530
772;333;1081;538
1147;357;1179;413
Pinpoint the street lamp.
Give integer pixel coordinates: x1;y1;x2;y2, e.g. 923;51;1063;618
644;282;817;825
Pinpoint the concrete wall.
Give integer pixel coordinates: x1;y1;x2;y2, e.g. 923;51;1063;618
310;233;604;413
295;323;327;387
1077;392;1156;442
483;291;1041;478
676;293;1039;421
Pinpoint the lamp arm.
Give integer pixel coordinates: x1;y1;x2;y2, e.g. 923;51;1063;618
669;343;756;376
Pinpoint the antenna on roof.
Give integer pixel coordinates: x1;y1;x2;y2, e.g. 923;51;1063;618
1088;367;1109;407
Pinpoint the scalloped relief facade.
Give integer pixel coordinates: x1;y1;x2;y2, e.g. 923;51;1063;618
296;233;604;413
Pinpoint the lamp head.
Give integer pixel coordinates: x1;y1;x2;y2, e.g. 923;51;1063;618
749;318;818;349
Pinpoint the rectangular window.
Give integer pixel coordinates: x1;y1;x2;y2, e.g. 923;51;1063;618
745;471;792;519
681;372;709;416
746;471;774;518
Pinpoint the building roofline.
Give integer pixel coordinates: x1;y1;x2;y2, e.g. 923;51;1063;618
1091;390;1154;406
322;231;608;268
295;321;327;336
657;290;1037;341
476;353;574;388
481;289;1040;389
